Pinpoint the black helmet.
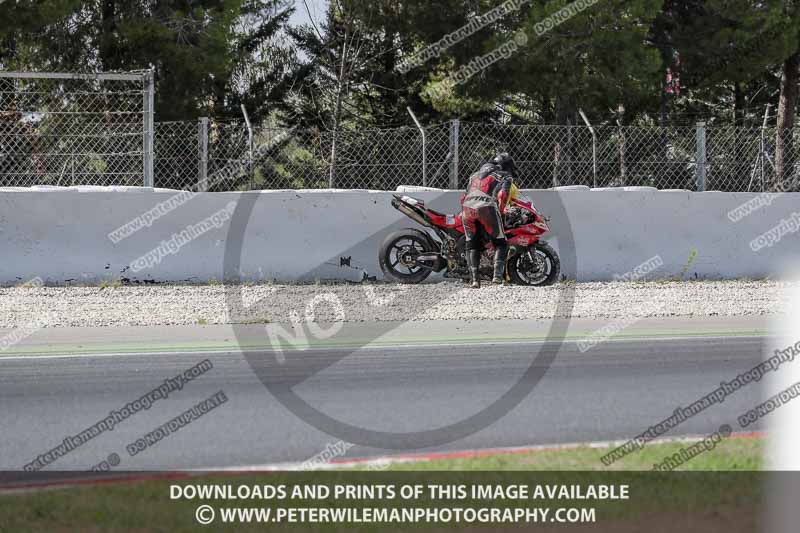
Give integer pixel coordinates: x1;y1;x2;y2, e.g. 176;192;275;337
491;152;516;173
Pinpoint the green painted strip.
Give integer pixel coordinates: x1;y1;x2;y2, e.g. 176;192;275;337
0;328;768;357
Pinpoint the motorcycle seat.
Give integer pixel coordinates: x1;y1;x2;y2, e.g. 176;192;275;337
427;207;447;217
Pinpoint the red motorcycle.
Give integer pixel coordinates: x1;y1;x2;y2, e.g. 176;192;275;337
379;192;560;286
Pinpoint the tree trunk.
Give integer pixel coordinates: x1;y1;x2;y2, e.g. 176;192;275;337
553;96;575;186
774;51;800;189
733;83;746;127
1;35;16;65
659;63;669;184
329;31;349;188
100;0;117;70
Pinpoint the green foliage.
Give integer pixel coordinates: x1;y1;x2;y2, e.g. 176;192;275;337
673;248;698;281
1;1;297;121
5;0;800;135
434;0;665;123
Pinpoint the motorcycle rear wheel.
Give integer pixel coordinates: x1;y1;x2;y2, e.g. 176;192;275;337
508;242;560;287
378;229;436;284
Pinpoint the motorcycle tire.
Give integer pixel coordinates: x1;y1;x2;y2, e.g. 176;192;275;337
508;241;561;287
378;229;437;284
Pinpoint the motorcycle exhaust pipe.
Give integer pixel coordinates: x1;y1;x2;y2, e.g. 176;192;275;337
392;200;433;229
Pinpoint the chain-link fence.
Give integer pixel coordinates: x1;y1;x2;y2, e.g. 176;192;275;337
258;125;441;191
242;121;800;192
453;122;796;192
2;70;799;192
0;71;153;187
154;119;253;191
455;123;700;190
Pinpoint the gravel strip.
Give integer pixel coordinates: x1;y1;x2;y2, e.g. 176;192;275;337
0;281;787;329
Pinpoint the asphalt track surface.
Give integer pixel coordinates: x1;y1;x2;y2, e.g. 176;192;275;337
0;330;766;471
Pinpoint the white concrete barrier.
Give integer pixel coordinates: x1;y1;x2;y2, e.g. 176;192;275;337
0;186;798;284
536;188;800;281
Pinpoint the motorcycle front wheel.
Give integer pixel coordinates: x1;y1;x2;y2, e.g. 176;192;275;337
508;241;561;287
378;229;436;284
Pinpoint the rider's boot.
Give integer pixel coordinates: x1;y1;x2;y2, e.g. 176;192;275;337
492;245;509;284
467;249;481;289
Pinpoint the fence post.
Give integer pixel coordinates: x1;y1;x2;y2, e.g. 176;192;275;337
616;120;627;187
449;119;460;189
240;104;254;190
198;117;209;192
329;130;337;188
407;107;427;187
142;69;155;187
761;105;771;192
695;121;707;191
579;109;597;188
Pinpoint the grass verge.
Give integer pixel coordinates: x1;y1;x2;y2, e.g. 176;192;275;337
362;434;764;471
0;437;764;532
